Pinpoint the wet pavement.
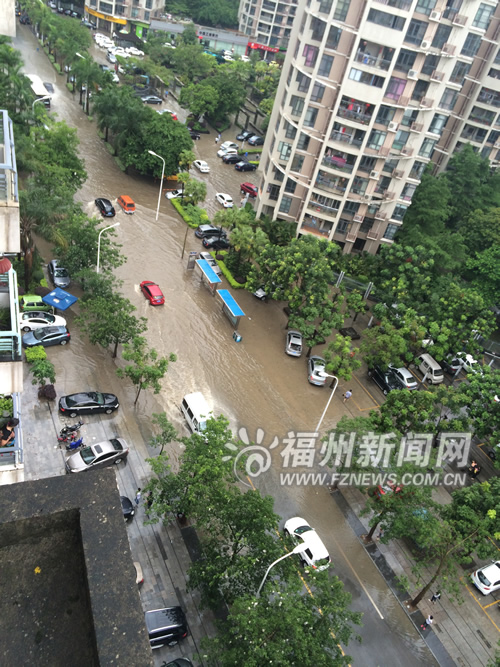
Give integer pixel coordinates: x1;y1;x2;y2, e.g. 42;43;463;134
11;23;497;666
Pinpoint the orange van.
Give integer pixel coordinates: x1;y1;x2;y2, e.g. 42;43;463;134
117;195;135;214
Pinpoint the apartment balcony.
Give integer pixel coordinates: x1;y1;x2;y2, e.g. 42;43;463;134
307;200;339;218
300;214;333;238
0;268;23;395
337;105;373;126
354;43;393;72
321;153;356;174
373;0;412;9
0;111;20;254
329;130;364;148
366;221;383;241
315;171;348;195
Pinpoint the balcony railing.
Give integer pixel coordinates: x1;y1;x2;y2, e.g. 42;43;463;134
301;219;331;237
308;201;339;217
330;131;364;147
373;0;412;10
0;111;19;206
321;155;355;173
315;177;347;195
337;107;373;125
355;52;392;72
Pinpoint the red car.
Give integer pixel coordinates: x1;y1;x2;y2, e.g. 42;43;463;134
240;182;258;198
140;281;165;305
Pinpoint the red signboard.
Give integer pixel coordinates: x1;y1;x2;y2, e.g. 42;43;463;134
248;42;280;53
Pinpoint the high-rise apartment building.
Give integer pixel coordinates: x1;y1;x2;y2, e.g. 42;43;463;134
85;0;164;36
239;0;298;49
256;0;500;253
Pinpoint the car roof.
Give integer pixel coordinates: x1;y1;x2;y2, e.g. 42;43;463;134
285;517;329;559
145;607;185;631
145;283;163;295
21;294;42;302
92;439;125;455
480;561;500;576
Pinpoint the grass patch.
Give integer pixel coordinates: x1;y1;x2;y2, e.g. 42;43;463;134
105;143;116;155
114;157;126;171
170;199;210;229
239;146;263;155
66;83;74;93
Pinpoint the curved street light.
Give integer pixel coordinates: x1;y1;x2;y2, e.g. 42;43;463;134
97;222;120;273
148;150;166;221
32;96;51;111
315;371;339;433
257;543;308;597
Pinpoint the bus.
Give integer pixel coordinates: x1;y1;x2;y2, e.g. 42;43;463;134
27;74;51;109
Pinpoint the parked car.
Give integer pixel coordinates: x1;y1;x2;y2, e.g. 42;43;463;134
157;109;177;120
253;285;267;300
19;311;66;332
235;161;257;172
165;659;193;667
367;365;404;395
286;330;303;357
456;352;483;375
127;47;144;57
121;496;135;521
222;154;242;164
95;197;115;217
217;147;238;158
145;607;188;649
215;193;234;208
471;561;500;595
198;251;222;276
284;517;331;571
307;355;327;386
388;365;418;390
59;391;120;417
165;189;184;200
236;130;254;141
195;224;226;239
106;53;117;64
240;182;258;197
189;131;201;140
202;236;230;250
47;259;70;289
19;295;53;313
20;15;31;24
441;355;462;375
219;141;238;151
43;82;54;93
141;95;162;104
22;326;70;348
247;135;264;146
193;159;210;173
140;280;165;306
65;438;129;473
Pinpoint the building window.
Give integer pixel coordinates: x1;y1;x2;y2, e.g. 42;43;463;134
367;8;405;31
367;130;387;149
421;53;439;75
401;108;419;126
359;156;377;172
326;26;342;50
273;165;285;182
310;16;326;42
284;121;297;139
392;204;407;221
318;0;333;13
101;1;113;12
404;19;427;46
419;138;437;158
488;68;500;80
383;223;399;240
385;76;406;101
439;88;458;111
290;95;305;116
395;49;417;73
495;48;500;65
144;10;150;20
268;184;281;200
279;196;292;213
296;71;311;93
461;33;481;59
318;54;334;77
469;106;496;124
296;133;310;151
376;105;396;125
334;0;350;21
401;183;416;202
284;178;297;194
450;60;471;84
351;176;368;195
409;160;426;179
412;80;429;102
145;0;152;7
488;130;500;144
278;141;292;160
392;129;410;151
472;3;494;31
383;158;399;174
343;201;360;214
291;154;304;171
415;0;436;16
303;107;318;127
349;68;385;88
428;113;448;135
431;24;452;50
303;44;319;67
478;87;500;107
310;82;325;103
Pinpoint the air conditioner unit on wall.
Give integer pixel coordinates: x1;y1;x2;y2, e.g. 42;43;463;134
370;170;379;179
421;40;430;50
408;70;418;80
353;214;364;223
364;194;371;201
388;121;398;132
495;142;500;148
429;11;441;21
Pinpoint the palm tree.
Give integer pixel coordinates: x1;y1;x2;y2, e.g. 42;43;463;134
72;56;103;115
93;87;120;142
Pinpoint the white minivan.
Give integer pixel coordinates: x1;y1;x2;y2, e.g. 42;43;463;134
415;353;444;384
181;392;213;433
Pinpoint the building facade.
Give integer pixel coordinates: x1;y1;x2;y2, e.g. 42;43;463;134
239;0;298;50
85;0;165;38
256;0;500;253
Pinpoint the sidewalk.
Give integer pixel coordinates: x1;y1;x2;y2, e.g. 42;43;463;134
337;483;499;666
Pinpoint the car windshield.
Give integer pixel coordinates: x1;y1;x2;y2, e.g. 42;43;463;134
93;392;105;405
478;570;492;586
295;525;313;535
79;447;96;465
109;438;123;451
33;329;48;340
54;268;68;277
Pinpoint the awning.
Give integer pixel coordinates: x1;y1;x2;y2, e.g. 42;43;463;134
216;289;245;317
196;259;221;284
42;288;78;311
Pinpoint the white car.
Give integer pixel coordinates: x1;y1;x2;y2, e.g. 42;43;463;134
285;330;303;357
193;160;210;173
19;311;67;332
240;54;250;62
126;47;144;57
284;517;331;571
163;43;176;49
215;193;234;208
219;141;239;151
223;55;234;61
457;352;483;375
217;147;238;158
471;561;500;595
165;189;184;199
112;73;119;83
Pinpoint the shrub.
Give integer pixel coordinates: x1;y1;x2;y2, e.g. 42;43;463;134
25;346;47;363
114;157;126;171
0;397;13;417
170;199;210;229
40;278;48;288
217;257;246;289
30;359;56;387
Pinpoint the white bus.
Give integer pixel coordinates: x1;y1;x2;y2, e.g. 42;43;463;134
27;74;51;109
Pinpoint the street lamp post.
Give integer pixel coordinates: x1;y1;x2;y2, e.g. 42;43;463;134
32;96;51;111
148;150;165;221
315;372;339;434
257;544;308;597
75;52;89;113
96;222;120;273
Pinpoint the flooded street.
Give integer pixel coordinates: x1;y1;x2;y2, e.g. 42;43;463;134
14;24;437;665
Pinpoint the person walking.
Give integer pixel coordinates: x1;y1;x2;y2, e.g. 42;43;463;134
429;591;441;604
420;615;433;631
215;135;219;144
343;389;353;403
134;488;142;506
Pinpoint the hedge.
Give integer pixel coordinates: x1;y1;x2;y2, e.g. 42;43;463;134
239;146;263;155
170;199;210;229
25;346;47;363
216;254;245;289
114;157;126;172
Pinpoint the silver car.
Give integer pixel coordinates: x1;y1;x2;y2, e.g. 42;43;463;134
65;438;129;473
388;365;418;390
286;330;303;357
307;355;326;386
48;259;70;289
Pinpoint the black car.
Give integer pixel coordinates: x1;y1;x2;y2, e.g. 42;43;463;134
235;161;257;172
202;236;230;250
145;607;188;649
20;15;31;24
22;326;71;348
222;154;242;164
247;135;264;146
189;131;201;140
59;391;120;417
367;365;404;395
194;224;227;239
236;130;254;141
121;496;135;521
95;197;115;217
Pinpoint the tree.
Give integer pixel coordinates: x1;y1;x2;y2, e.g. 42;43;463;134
345;290;366;322
172;45;215;82
324;334;362;381
149;412;177;455
76;296;147;358
178;149;196;172
465;245;500;305
361;321;413;370
71;55;103;115
455;367;500;448
458;208;500;255
179;22;198;45
179;79;219;119
30;359;56;388
116;336;176;405
182;176;207;205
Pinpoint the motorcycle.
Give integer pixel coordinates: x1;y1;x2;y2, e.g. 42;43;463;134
59;420;84;439
65;436;84;451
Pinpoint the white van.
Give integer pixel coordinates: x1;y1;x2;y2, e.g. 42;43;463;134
181;392;213;433
416;353;444;384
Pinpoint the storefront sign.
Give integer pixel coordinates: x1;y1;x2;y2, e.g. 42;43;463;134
248;42;279;53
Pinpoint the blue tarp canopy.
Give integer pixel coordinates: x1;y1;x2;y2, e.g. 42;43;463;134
196;259;222;284
42;288;78;311
217;289;245;317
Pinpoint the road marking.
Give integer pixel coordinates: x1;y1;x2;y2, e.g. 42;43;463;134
351;375;380;410
465;580;500;632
